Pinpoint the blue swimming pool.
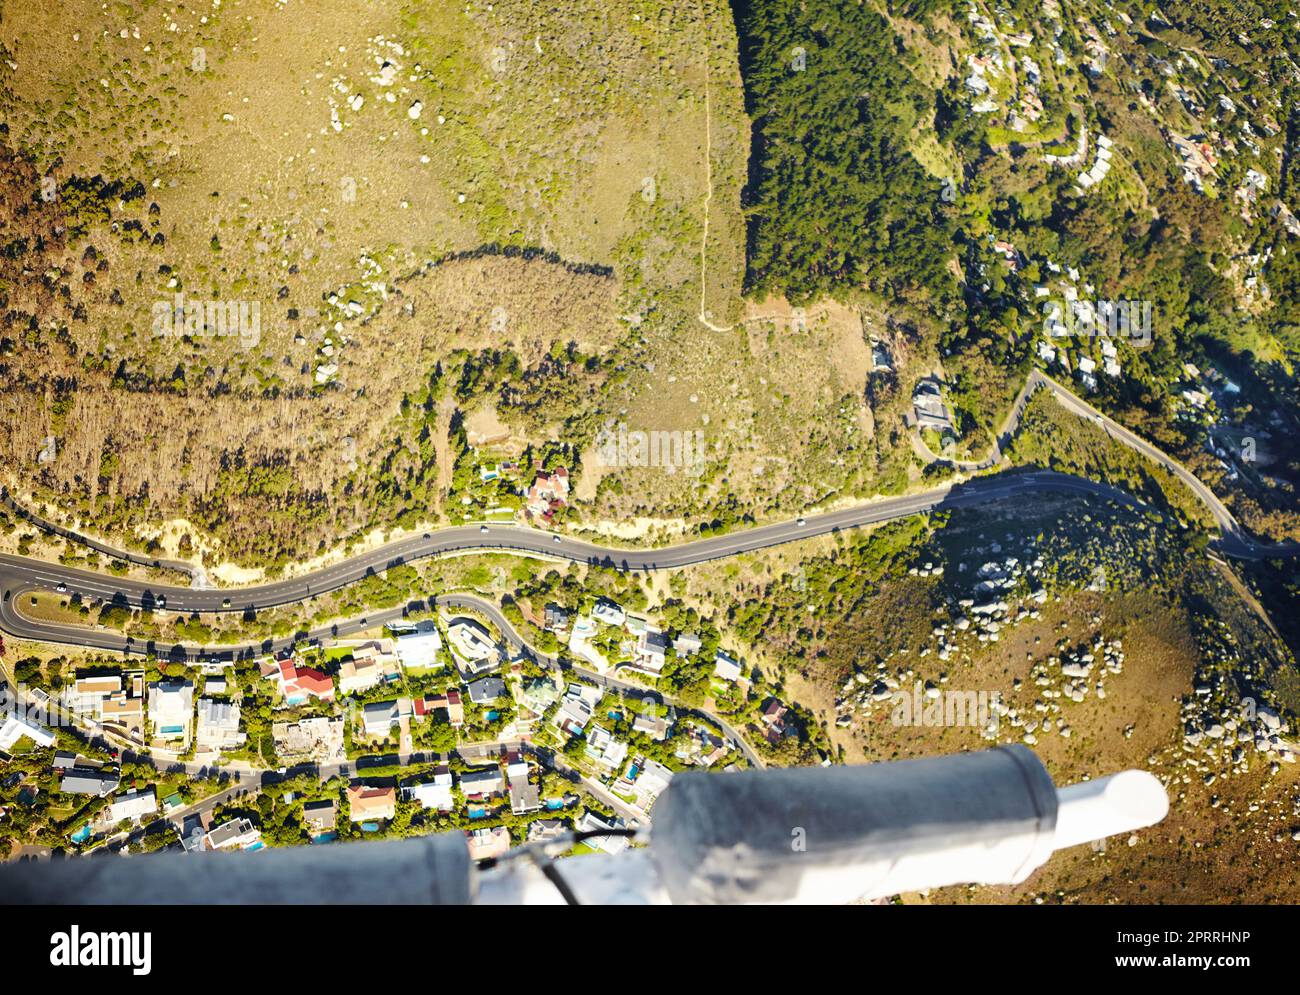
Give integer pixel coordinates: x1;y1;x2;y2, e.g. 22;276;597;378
360;821;380;832
70;824;92;844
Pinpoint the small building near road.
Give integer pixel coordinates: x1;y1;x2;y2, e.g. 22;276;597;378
460;766;504;800
346;784;397;824
59;769;119;798
196;698;245;752
404;768;455;811
204;818;263;852
467;677;506;705
102;789;158;826
392;621;444;670
303;800;338;835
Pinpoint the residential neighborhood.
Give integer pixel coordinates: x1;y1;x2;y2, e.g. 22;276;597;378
0;591;792;864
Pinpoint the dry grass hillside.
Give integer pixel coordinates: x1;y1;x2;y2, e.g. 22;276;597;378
0;0;943;569
0;0;761;565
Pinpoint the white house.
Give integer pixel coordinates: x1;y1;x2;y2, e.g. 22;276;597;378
674;632;703;656
393;621;444;669
635;629;671;674
586;725;629;770
448;620;497;675
361;698;410;738
148;680;194;745
404;770;455;811
0;714;56;750
576;812;630;854
634;759;674;807
713;651;743;682
591;600;626;627
553;697;593;738
103;789;158;825
196;698;245;751
204;818;262;851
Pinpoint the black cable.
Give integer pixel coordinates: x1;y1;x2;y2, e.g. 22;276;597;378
540;860;582;905
570;827;638;845
535;828;640;905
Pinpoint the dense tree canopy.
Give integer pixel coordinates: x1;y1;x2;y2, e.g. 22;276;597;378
739;0;957;305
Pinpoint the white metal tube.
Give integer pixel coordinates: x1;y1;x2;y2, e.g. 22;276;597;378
1052;770;1168;851
475;769;1170;904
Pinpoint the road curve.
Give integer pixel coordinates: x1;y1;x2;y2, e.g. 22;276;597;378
6;367;1293;631
0;451;1292;662
1026;370;1299;560
0;464;1174;783
1;469;1144;626
911;368;1298;558
1;367;1290;814
0;469;1152;766
0;487;198;579
3;370;1292;635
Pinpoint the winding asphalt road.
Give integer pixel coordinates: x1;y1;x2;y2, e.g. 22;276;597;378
1;469;1146;637
916;369;1298;559
2;366;1295;657
3;368;1295;817
0;464;1199;775
1030;371;1249;546
0;467;1159;768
